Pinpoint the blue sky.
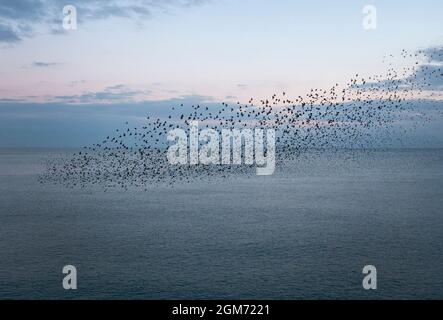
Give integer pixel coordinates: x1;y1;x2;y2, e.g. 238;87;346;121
0;0;442;147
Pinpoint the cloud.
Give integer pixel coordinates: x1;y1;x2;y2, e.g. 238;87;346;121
0;0;45;42
53;84;152;104
406;64;443;90
0;98;27;102
422;46;443;63
362;64;443;91
0;98;441;148
68;80;86;87
0;23;21;43
32;61;60;67
352;47;443;91
0;0;212;43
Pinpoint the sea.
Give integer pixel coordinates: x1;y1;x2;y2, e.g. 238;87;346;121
0;148;442;299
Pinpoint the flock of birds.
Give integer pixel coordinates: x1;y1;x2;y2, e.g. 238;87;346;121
41;48;443;189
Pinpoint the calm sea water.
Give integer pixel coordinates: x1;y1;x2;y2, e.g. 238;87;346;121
0;148;442;299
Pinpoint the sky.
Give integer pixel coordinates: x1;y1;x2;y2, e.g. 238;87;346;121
0;0;442;147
